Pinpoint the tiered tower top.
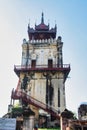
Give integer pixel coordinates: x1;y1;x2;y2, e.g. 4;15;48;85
28;12;57;40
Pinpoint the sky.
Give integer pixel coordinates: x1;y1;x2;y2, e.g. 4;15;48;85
0;0;87;117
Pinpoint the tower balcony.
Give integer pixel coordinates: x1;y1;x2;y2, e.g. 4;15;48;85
14;64;70;81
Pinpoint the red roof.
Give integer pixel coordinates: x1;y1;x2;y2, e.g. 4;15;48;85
35;23;49;30
28;13;57;40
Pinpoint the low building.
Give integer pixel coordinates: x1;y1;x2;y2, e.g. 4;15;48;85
78;103;87;120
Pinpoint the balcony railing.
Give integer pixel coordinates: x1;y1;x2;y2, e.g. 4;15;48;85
14;64;70;72
14;64;70;82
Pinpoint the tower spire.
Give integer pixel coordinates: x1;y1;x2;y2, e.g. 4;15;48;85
41;12;44;24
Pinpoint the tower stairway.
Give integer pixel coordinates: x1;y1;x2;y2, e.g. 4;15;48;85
11;89;60;119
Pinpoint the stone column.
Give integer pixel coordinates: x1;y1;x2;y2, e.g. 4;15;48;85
23;115;35;130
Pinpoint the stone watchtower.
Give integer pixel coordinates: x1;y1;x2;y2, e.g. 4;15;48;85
11;13;70;128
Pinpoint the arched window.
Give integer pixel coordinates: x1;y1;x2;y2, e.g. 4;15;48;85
48;59;53;68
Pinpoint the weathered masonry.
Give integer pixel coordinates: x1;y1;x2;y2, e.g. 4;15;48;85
11;13;70;123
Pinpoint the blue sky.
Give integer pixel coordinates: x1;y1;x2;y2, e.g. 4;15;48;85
0;0;87;117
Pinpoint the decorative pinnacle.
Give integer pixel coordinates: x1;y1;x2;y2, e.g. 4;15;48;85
41;12;44;24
